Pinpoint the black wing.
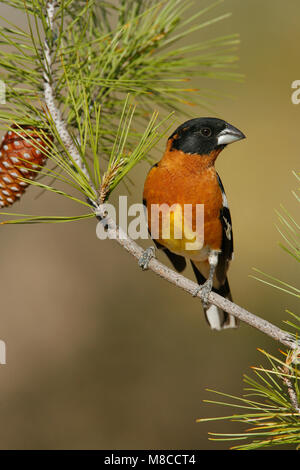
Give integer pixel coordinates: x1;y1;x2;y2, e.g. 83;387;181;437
216;173;234;285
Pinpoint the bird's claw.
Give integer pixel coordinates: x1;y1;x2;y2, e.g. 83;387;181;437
138;246;156;270
192;279;213;308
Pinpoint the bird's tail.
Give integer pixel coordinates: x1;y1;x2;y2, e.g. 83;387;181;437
204;278;238;330
191;262;238;331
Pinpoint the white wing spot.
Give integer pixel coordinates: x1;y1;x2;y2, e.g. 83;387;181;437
222;191;228;208
223;216;232;240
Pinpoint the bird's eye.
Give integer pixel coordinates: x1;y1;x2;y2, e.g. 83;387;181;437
200;127;212;137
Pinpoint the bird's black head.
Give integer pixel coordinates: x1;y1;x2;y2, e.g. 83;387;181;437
168;117;245;155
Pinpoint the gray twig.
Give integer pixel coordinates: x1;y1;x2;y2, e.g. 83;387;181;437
95;205;299;353
43;1;97;196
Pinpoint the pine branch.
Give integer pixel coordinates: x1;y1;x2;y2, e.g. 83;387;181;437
43;0;97;195
93;204;299;353
0;0;242;159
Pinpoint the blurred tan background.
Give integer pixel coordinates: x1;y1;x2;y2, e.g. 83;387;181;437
0;0;299;450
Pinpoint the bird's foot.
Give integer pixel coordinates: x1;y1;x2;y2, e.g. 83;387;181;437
138;246;156;270
192;279;213;308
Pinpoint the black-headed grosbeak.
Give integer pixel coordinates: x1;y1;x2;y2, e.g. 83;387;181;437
142;117;245;330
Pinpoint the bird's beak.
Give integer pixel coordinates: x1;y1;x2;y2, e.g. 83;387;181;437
217;123;246;146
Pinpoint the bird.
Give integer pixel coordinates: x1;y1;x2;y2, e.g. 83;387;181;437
142;117;245;330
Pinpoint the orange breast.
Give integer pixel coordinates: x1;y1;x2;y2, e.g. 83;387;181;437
143;145;223;257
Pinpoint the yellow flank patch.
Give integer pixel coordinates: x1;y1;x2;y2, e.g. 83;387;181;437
153;203;204;256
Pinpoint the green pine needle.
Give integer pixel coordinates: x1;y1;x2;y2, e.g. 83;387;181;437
0;0;241;224
198;344;300;450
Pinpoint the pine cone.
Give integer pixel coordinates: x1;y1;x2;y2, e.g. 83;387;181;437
0;125;53;208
